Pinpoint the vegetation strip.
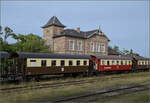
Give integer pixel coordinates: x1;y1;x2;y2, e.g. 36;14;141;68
0;73;149;93
54;83;150;103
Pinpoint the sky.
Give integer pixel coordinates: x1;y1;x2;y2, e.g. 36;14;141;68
1;1;149;57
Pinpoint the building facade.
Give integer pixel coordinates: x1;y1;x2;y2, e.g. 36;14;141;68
42;16;110;56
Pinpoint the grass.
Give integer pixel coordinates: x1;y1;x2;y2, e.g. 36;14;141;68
0;71;149;89
98;90;150;103
0;72;150;103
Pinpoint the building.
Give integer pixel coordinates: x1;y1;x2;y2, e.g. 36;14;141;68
42;16;110;56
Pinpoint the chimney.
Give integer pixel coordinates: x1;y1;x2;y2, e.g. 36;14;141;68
77;27;80;33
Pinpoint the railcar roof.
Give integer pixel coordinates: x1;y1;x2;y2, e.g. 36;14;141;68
131;54;150;60
0;51;9;58
17;52;91;59
96;55;132;60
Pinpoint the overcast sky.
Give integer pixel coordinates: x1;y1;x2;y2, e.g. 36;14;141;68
1;1;149;57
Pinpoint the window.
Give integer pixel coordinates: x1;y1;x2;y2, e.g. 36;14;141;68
61;60;65;66
41;60;47;67
107;61;110;65
69;60;73;66
77;60;80;66
77;41;82;51
90;42;94;52
54;28;57;34
46;30;49;33
84;61;87;65
46;42;51;46
102;60;105;65
51;60;56;66
121;61;123;65
101;43;105;52
116;61;119;65
125;61;127;65
30;60;36;67
96;43;100;52
142;61;144;65
129;61;131;65
69;40;74;50
112;61;115;65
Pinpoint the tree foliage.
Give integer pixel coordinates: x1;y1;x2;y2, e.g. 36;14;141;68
11;33;49;52
111;45;134;56
113;45;119;53
0;26;50;53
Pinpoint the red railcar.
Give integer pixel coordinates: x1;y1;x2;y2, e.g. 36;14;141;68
94;55;132;72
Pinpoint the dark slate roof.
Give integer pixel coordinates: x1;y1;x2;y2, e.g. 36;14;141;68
96;55;132;60
16;52;91;59
42;16;66;28
53;29;110;41
108;46;120;55
0;51;9;58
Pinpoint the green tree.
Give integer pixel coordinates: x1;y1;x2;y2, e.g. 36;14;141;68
0;26;14;52
120;48;129;55
11;33;50;52
0;25;3;41
4;27;13;43
129;49;133;54
113;45;119;53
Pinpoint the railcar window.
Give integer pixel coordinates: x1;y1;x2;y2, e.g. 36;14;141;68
139;61;140;65
41;60;47;67
30;60;36;67
61;60;65;66
121;61;123;65
125;61;127;65
142;62;144;65
84;61;87;65
77;60;80;66
69;60;73;66
112;61;114;65
51;60;56;66
107;61;110;65
129;61;131;65
102;61;105;65
116;61;119;65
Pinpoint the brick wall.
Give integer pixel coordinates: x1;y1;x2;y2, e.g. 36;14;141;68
53;35;108;56
85;35;108;56
43;26;64;51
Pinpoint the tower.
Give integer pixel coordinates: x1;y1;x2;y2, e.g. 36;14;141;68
42;16;65;52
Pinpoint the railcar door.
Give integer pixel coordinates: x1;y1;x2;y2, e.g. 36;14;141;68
89;56;98;75
132;58;138;70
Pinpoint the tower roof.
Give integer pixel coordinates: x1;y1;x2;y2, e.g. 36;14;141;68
42;16;66;28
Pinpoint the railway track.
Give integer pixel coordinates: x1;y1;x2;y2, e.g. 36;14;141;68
54;83;150;103
0;73;149;93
